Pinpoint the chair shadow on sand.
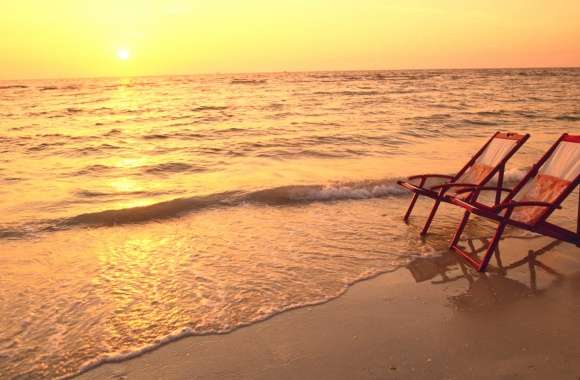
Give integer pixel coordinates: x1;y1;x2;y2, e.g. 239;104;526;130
406;236;569;311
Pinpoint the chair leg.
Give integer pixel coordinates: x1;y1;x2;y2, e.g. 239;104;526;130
495;164;505;206
528;250;537;292
478;220;508;272
576;187;579;247
494;246;504;270
403;192;420;224
421;198;441;235
450;210;470;248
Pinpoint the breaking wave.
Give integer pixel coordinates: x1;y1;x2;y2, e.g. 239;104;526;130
0;179;408;238
61;180;406;227
0;168;528;239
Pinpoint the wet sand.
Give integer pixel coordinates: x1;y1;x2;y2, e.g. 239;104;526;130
79;235;580;380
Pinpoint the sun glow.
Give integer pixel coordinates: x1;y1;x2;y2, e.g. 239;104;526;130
0;1;578;79
117;49;130;61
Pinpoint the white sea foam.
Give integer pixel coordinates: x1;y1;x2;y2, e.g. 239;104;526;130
288;183;407;201
65;266;403;380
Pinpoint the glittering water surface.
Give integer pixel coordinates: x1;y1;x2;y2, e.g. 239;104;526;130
0;69;578;379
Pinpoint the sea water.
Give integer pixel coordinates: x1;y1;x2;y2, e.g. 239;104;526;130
0;69;578;379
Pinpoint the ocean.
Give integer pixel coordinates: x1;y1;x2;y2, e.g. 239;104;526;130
0;68;578;379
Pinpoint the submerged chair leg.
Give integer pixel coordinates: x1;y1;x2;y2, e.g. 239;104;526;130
450;210;470;248
450;214;509;273
494;246;504;270
478;220;508;272
403;178;426;224
495;164;505;206
421;197;442;235
403;193;420;223
528;250;537;292
577;188;579;247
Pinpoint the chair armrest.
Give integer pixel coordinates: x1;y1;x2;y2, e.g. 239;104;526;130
455;186;513;195
430;182;478;191
408;174;454;181
496;201;562;212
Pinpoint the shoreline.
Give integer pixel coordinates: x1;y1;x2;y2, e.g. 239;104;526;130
67;266;403;380
79;235;580;380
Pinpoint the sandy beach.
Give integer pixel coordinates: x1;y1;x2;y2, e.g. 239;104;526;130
79;235;580;380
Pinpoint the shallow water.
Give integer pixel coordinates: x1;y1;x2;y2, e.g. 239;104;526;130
0;69;578;379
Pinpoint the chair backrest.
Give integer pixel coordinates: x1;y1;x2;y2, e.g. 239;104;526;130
510;134;580;225
454;132;528;186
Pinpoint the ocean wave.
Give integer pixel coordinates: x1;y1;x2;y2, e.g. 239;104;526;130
0;166;532;239
515;110;540;119
245;181;406;203
66;107;83;113
230;79;267;85
103;129;122;136
27;142;63;152
0;179;408;238
72;164;115;176
62;181;405;227
72;144;123;155
61;191;238;227
313;90;380;96
0;85;28;90
1;177;22;182
26;111;50;116
474;110;507;116
256;149;352;159
555;115;579;121
142;162;205;175
142;133;172;140
103;82;158;90
192;105;229;112
461;119;499;126
465;110;539;119
430;103;465;110
409;113;452;121
63;169;530;229
74;189;173;198
0;226;28;239
342;90;380;96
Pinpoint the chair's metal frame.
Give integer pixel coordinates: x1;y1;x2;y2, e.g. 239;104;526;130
449;133;580;272
397;131;530;235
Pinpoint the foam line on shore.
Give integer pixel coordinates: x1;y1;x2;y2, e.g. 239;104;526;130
60;265;406;380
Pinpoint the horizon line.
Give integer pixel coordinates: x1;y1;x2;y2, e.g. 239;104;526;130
1;64;579;82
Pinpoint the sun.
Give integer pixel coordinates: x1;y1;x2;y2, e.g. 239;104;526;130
117;49;130;61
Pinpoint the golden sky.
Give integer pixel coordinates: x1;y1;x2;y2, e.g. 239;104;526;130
1;0;579;79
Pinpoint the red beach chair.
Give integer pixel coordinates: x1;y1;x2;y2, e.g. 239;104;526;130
450;133;580;272
397;132;529;235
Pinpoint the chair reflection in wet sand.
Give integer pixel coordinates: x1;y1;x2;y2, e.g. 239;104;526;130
406;237;565;309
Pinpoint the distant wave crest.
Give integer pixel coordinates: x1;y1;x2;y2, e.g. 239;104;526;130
0;85;28;90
